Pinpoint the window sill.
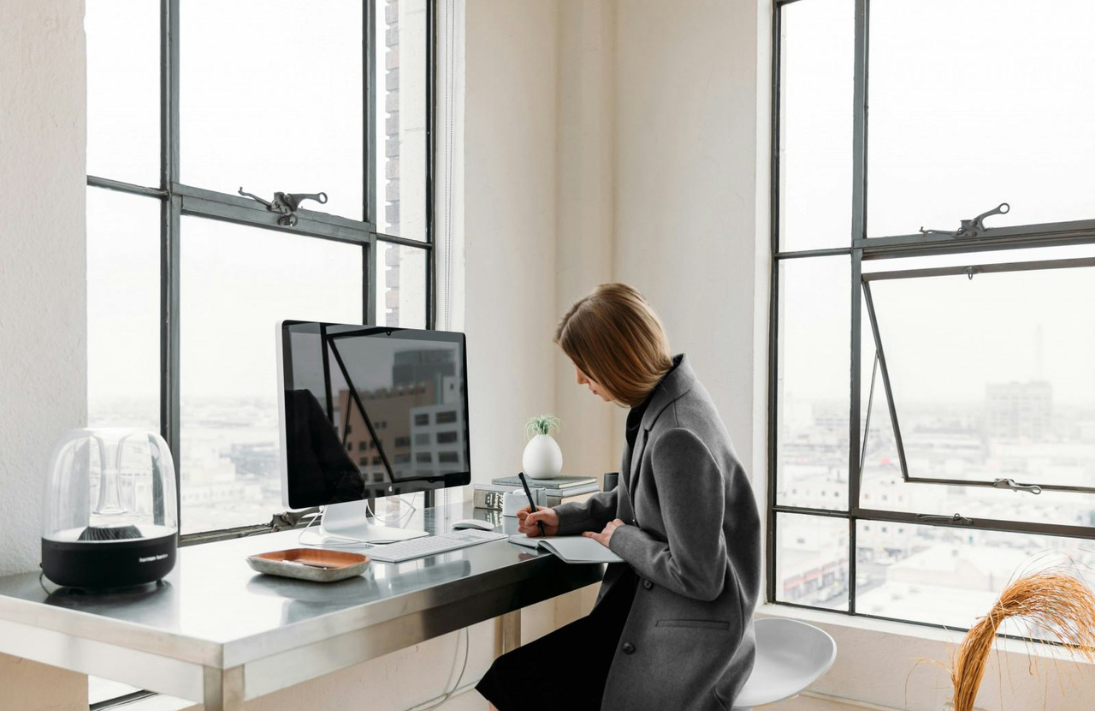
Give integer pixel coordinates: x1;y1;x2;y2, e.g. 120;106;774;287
757;601;1095;665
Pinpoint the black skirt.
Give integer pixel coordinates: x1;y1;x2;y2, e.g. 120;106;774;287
476;567;639;711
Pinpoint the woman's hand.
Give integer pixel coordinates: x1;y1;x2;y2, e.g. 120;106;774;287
517;505;559;537
583;518;625;548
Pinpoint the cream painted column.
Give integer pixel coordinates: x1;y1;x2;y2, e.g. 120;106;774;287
610;0;763;479
553;0;618;483
463;0;560;485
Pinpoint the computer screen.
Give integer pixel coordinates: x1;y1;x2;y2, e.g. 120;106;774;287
278;321;470;509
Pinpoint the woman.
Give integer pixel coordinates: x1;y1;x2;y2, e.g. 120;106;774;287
476;283;761;711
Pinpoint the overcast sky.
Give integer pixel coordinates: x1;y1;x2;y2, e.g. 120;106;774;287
780;0;1095;408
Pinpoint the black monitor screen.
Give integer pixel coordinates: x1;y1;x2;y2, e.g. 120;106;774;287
280;322;470;509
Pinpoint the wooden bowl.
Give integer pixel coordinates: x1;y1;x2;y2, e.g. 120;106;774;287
247;548;370;583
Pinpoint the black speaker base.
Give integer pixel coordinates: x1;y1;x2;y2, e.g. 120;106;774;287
41;534;177;589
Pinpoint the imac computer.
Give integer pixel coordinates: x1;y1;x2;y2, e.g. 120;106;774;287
277;321;471;543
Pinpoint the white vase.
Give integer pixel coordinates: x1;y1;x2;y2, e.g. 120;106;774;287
522;434;563;479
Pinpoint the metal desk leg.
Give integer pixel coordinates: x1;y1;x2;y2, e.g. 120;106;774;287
500;610;521;654
203;666;244;711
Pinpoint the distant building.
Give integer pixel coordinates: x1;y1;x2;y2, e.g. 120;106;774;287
337;348;467;485
984;380;1052;440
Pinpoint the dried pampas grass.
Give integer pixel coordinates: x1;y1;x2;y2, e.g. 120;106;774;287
949;567;1095;711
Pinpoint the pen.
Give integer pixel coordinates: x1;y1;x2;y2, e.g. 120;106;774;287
517;472;546;537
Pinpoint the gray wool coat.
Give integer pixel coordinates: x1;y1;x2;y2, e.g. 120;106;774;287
553;355;761;711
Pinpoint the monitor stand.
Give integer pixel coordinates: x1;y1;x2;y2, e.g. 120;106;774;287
319;500;429;544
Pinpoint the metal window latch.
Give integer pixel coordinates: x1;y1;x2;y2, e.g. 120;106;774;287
238;188;328;227
919;202;1010;239
915;513;974;525
992;478;1043;495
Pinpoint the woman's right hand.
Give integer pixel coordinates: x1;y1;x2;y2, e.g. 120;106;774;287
517;505;559;537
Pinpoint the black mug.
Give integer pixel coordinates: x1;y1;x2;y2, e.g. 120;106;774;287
603;472;619;492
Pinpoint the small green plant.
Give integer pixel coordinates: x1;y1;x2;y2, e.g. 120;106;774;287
525;414;561;439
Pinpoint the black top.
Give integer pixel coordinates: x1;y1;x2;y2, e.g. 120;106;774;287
625;356;681;451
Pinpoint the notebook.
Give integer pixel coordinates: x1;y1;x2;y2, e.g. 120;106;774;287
508;534;623;564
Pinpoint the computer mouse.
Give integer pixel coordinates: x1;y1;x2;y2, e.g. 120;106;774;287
451;519;496;531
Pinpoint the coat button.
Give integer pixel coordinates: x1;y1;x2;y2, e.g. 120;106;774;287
622;642;636;654
642;579;653;590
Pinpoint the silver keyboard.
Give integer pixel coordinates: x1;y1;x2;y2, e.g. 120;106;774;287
366;529;508;563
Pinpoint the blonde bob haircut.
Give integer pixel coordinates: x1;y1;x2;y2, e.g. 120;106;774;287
554;283;674;408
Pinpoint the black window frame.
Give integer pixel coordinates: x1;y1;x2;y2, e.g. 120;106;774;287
767;0;1095;627
86;0;437;542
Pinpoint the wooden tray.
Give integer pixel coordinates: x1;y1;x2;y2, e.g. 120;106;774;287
247;548;370;583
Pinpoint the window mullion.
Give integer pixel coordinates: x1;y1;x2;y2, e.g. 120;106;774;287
847;0;870;617
88;175;166;199
161;0;182;529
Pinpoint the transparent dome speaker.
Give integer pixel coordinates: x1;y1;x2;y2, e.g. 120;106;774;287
41;429;178;588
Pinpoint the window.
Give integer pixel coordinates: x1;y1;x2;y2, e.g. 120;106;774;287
86;0;436;536
771;0;1095;630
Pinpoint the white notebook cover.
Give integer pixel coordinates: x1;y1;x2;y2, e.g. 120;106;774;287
509;534;624;564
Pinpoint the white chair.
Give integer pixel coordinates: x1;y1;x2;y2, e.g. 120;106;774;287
731;618;837;710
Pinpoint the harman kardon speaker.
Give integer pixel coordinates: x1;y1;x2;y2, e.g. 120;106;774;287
41;429;178;589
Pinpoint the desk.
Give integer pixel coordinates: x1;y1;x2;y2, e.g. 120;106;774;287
0;503;603;710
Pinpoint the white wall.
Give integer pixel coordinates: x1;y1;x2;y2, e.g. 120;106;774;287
0;0;87;577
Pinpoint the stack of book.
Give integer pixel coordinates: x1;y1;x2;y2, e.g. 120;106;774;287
473;475;600;510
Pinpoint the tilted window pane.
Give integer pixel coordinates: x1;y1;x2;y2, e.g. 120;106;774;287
779;0;854;252
180;1;363;221
868;0;1095;237
373;0;428;240
775;513;849;611
856;520;1095;634
777;256;850;510
376;243;427;328
859;347;1095;528
85;0;160;185
863;261;1095;498
179;218;363;534
87;188;161;432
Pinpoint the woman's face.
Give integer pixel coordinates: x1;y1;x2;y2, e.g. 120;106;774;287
575;364;613;402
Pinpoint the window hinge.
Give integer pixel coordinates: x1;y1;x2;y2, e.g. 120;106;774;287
919;202;1010;238
916;513;974;525
992;477;1043;495
238;187;328;227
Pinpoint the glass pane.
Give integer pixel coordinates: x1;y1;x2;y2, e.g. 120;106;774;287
775;513;849;610
374;0;428;239
777;257;850;510
180;218;364;533
779;0;854;252
87;188;161;431
86;0;160;185
856;520;1095;634
865;262;1095;495
868;0;1095;237
377;243;427;328
180;1;364;221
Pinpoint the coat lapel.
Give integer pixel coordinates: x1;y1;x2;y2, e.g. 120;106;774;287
627;354;697;499
628;427;647;497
